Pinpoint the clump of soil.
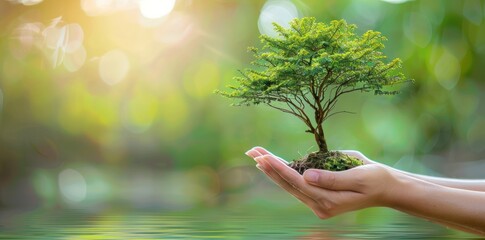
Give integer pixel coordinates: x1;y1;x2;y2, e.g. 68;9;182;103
288;151;363;174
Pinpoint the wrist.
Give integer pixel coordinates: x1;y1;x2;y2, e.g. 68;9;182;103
381;171;422;209
384;171;447;213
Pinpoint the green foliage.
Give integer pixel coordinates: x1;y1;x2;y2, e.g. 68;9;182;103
323;152;364;171
220;17;407;106
218;17;410;152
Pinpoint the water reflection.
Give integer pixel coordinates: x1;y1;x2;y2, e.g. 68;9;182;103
0;208;475;239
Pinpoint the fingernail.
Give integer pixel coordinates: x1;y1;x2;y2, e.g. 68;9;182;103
303;170;319;183
245;149;258;158
254;156;264;165
256;163;265;172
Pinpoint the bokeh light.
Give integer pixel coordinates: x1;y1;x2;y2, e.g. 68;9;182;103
342;0;382;29
80;0;134;16
32;170;57;207
79;165;112;204
99;50;130;85
10;22;43;59
157;91;190;139
155;12;193;45
122;89;159;133
15;22;42;49
34;18;87;70
64;24;84;53
258;0;300;37
63;45;87;72
43;18;62;61
58;168;87;203
434;48;461;90
81;0;113;16
9;0;43;6
138;0;176;19
403;12;432;47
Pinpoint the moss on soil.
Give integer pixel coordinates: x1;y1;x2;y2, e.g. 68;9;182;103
288;151;363;174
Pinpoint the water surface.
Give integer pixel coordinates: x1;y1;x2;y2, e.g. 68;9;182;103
0;206;477;239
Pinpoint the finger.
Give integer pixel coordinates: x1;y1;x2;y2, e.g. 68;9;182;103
255;160;320;209
251;146;289;164
303;168;360;191
251;146;272;155
261;154;322;197
245;148;263;159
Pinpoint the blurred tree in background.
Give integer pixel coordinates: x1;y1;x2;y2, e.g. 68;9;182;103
0;0;484;212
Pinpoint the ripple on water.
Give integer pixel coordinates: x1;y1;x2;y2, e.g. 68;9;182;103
0;209;477;239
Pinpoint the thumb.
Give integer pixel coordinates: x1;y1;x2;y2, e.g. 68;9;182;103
303;169;358;191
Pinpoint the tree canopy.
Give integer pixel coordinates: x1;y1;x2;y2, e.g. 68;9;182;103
218;17;409;152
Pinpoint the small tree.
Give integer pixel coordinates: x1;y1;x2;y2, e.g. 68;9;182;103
218;17;409;172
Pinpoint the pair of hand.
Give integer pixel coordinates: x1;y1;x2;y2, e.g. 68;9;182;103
245;147;403;219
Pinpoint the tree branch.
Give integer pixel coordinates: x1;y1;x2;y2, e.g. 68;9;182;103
267;102;315;131
323;111;355;121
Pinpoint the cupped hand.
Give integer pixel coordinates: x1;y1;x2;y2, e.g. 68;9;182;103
246;147;402;219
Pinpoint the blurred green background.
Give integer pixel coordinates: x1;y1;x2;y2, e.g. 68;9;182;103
0;0;484;215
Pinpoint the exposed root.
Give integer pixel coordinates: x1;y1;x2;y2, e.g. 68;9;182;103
288;151;363;174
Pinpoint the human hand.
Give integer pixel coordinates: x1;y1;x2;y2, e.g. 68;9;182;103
245;147;403;219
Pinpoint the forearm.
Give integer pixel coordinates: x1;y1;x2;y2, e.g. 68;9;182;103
388;174;485;235
397;170;485;192
372;159;485;191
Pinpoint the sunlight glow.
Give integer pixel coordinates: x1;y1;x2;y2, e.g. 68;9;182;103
139;0;176;19
81;0;115;16
99;50;130;85
155;12;193;44
9;0;43;6
58;168;87;203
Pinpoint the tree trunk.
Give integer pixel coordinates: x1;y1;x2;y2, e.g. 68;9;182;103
313;108;329;153
314;125;329;153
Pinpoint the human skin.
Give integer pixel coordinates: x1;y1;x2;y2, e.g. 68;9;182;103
245;146;485;236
